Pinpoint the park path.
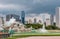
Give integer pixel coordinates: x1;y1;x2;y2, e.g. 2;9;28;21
17;36;60;39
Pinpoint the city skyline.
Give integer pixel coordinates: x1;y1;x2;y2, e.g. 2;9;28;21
1;0;60;39
0;0;59;26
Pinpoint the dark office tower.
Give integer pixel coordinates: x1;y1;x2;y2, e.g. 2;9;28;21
1;17;4;26
34;18;37;24
6;14;20;21
21;11;25;24
50;14;54;25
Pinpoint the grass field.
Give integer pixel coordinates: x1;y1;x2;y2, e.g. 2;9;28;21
6;31;60;39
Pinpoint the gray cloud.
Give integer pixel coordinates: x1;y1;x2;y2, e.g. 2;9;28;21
0;0;60;15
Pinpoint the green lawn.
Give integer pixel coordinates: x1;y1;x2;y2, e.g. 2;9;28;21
6;32;60;39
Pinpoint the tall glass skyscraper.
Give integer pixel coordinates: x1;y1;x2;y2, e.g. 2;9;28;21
21;11;25;24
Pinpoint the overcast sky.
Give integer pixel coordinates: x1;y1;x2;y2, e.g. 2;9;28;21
0;0;60;16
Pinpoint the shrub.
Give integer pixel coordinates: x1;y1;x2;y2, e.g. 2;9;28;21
45;25;58;30
25;24;43;29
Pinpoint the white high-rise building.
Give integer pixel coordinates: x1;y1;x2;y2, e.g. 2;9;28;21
25;17;34;24
25;14;42;24
25;13;51;25
56;7;60;28
40;13;51;26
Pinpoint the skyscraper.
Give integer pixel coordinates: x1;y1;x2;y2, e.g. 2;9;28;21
21;11;25;24
56;7;60;28
50;15;54;25
34;18;37;24
28;19;32;24
40;13;51;26
6;14;20;21
0;17;4;26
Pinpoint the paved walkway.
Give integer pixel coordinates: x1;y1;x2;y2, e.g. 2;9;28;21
17;36;60;39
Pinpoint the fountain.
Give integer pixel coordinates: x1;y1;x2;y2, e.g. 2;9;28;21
0;17;16;38
7;17;25;33
0;26;3;31
39;24;48;33
2;17;16;34
6;17;16;26
38;15;48;33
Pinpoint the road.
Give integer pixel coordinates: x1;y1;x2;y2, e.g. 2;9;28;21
17;36;60;39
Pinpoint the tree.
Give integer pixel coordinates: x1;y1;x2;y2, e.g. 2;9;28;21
25;24;43;29
45;25;58;30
